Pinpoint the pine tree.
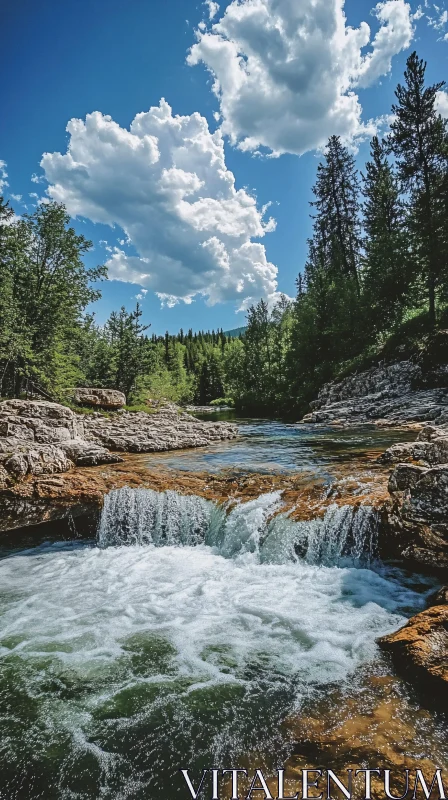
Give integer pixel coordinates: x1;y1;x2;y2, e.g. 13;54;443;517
361;136;410;334
310;135;362;295
389;52;448;324
106;304;150;398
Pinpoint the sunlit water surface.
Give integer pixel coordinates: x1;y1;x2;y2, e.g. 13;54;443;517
146;416;416;474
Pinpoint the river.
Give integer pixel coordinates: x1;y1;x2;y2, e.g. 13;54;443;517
0;419;446;798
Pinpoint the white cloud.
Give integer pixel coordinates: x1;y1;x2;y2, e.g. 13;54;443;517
10;193;22;202
41;100;278;310
187;0;414;156
204;0;219;20
436;90;448;117
425;3;448;34
135;289;148;301
0;160;9;194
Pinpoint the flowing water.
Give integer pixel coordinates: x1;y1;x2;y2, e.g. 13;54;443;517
146;418;416;474
0;422;446;799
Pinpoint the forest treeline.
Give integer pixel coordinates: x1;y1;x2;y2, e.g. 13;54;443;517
1;54;447;414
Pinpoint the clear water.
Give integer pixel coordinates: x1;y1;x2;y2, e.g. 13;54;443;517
0;487;441;799
146;417;415;474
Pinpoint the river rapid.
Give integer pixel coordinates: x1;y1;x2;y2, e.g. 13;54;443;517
0;419;446;799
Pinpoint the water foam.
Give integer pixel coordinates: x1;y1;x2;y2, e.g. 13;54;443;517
0;487;432;798
98;487;379;567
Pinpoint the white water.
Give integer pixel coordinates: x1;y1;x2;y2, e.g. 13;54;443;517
0;489;433;797
98;487;380;566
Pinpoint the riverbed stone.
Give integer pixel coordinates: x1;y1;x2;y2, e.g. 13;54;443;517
378;605;448;700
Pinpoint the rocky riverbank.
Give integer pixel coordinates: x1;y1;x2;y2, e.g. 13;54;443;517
301;349;448;701
0;399;237;490
302;331;448;426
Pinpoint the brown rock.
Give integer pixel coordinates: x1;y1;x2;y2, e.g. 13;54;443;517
378;606;448;701
73;388;126;409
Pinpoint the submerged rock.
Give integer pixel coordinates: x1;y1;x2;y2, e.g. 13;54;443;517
378;606;448;701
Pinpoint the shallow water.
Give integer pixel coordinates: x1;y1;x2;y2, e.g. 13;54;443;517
0;423;446;799
147;417;415;474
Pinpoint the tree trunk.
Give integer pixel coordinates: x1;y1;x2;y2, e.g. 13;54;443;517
429;272;436;327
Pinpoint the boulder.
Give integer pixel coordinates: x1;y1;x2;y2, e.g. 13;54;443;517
379;436;448;466
0;400;123;482
378;606;448;701
73;388;126;409
382;463;448;575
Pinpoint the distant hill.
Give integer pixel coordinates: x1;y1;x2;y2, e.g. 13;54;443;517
224;326;246;338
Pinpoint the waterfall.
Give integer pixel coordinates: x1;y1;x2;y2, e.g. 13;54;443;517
259;504;379;567
97;487;224;548
97;487;379;567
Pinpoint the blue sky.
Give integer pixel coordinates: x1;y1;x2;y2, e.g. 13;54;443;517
1;0;447;334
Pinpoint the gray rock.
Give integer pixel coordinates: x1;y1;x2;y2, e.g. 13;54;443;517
0;400;122;480
0;400;237;486
4;446;74;478
83;404;238;453
383;463;448;575
380;437;448;466
303;361;448;425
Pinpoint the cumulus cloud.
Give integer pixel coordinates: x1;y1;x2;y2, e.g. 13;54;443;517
188;0;414;155
41;100;278;310
436;90;448;117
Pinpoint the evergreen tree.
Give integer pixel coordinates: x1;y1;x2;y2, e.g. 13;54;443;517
389;52;448;324
361;136;410;333
0;201;106;397
106;304;150;398
310;135;362;294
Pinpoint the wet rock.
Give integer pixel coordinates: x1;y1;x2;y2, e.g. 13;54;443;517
382;464;448;575
380;436;448;466
73;388;126;409
378;606;448;700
